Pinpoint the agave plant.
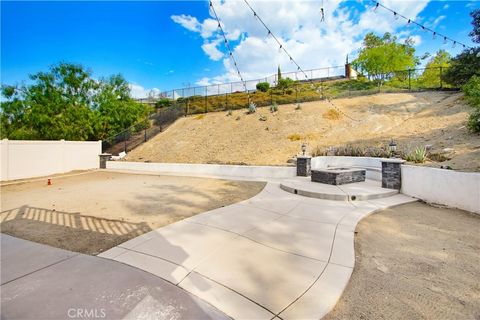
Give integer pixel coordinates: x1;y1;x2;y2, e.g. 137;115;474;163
248;102;257;114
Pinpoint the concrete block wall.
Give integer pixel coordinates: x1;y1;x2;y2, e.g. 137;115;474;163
0;139;102;181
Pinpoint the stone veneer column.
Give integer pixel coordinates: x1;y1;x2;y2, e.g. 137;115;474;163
297;156;312;177
381;159;405;190
99;153;112;169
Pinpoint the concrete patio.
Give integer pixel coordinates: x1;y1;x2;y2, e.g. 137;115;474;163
0;234;228;319
99;181;417;319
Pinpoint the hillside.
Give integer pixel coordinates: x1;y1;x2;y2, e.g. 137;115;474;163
126;91;480;172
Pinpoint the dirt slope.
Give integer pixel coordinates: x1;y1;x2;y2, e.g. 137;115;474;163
126;92;480;172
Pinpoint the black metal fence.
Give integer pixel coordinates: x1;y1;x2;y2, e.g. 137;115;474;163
104;66;455;154
101;105;184;154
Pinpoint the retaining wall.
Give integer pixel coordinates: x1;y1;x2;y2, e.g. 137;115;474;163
0;139;102;181
106;161;296;180
401;165;480;214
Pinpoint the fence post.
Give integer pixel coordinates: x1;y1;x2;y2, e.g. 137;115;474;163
144;127;147;142
124;131;127;153
440;66;443;89
408;69;411;91
270;89;273;105
205;86;208;113
183;89;187;117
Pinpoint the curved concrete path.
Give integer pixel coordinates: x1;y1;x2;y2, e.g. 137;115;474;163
100;181;417;319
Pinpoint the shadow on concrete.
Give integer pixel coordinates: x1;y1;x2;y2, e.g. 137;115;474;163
0;205;152;255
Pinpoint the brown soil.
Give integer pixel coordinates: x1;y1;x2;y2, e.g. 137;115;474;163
0;171;265;255
325;202;480;320
126;92;480;172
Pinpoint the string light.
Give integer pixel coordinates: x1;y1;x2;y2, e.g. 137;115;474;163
372;1;471;49
241;0;361;122
209;1;250;100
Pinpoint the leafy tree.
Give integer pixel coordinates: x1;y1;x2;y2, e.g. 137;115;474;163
1;63;151;141
256;82;270;92
352;32;418;83
443;10;480;86
93;74;152;139
469;9;480;43
443;47;480;86
419;50;451;87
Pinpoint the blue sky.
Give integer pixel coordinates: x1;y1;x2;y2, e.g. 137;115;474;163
1;1;479;98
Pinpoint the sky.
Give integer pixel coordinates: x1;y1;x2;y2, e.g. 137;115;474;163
1;0;479;98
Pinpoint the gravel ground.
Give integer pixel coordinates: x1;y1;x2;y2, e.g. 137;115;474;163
0;171;265;255
325;201;480;320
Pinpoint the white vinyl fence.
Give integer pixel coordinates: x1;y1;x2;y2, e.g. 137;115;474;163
0;139;102;181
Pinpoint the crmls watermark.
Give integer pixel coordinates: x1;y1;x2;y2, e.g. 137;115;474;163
67;308;106;319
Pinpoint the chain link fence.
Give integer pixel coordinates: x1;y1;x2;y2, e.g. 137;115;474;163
104;66;455;154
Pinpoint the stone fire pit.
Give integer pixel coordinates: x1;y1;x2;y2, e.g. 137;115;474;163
311;167;366;185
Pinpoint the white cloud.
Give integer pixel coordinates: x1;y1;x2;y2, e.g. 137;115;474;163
129;84;160;99
171;14;201;33
443;4;449;10
173;0;432;85
202;40;224;61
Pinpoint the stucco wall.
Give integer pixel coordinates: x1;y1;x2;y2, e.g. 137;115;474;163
401;165;480;214
106;161;296;180
0;139;102;181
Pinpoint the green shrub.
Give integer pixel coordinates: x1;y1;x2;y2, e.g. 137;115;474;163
462;75;480;107
467;108;480;132
277;78;295;92
155;98;172;109
256;82;270;92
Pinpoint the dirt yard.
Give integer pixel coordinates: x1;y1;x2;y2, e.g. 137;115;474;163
0;171;265;255
325;202;480;320
126;91;479;172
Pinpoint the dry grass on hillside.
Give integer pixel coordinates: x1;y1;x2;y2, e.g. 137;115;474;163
126;92;480;172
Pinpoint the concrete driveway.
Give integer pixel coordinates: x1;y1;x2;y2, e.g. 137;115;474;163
100;182;416;319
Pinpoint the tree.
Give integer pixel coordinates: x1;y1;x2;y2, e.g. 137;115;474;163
443;47;480;86
277;65;282;82
443;9;480;86
469;9;480;43
352;32;418;83
419;50;451;87
1;63;151;141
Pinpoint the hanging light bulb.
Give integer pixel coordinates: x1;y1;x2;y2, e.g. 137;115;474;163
432;32;436;40
407;19;411;25
452;41;456;48
373;2;379;12
394;12;399;20
443;36;448;44
279;44;283;53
